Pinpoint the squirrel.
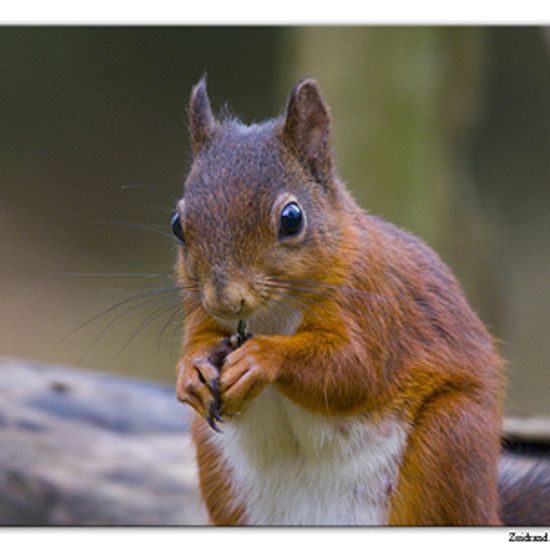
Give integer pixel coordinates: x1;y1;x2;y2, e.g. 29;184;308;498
173;77;544;526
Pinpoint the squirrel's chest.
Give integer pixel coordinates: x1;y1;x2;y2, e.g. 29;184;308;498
214;388;408;525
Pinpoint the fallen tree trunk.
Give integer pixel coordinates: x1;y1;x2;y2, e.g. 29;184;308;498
0;358;548;526
0;358;206;525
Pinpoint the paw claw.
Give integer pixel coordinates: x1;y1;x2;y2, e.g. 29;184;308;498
207;414;222;433
210;377;220;397
207;400;224;430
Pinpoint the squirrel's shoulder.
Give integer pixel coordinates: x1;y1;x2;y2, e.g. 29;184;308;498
352;210;456;286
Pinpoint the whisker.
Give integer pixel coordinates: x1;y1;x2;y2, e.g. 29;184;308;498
256;283;322;310
77;293;180;364
50;271;161;279
93;277;193;294
120;185;176;213
170;317;184;352
96;285;167;292
115;300;184;359
260;295;301;313
93;220;173;240
170;306;192;351
260;287;328;309
120;184;175;203
262;281;326;295
269;278;383;299
257;286;314;312
168;301;201;353
158;306;185;352
149;205;176;213
274;288;315;306
290;292;319;306
55;286;182;348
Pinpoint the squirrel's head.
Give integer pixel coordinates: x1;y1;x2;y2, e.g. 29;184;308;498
174;77;351;322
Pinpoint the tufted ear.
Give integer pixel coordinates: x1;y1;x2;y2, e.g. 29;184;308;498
281;79;333;187
187;76;218;155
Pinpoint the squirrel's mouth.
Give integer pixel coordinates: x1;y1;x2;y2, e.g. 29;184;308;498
202;297;257;322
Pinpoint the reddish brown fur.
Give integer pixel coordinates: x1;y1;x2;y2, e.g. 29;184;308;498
175;78;506;525
191;417;247;525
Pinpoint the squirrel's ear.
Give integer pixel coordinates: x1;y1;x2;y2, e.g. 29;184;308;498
188;76;218;155
281;79;333;186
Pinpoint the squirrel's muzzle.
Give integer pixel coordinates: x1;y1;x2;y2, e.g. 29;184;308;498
202;278;257;320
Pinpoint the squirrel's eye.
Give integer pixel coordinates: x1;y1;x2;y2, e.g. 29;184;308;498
279;202;304;239
171;213;185;245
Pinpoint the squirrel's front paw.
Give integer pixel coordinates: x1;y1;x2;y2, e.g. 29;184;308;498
176;354;223;432
219;337;277;416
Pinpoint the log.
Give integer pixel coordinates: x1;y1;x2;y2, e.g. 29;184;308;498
1;358;548;525
0;358;207;525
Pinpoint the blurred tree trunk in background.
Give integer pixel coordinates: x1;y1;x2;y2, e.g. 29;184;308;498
280;26;504;354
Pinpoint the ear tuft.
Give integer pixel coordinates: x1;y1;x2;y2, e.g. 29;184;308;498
282;79;333;186
188;76;218;155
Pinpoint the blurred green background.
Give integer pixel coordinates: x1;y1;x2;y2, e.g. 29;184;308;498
1;26;549;416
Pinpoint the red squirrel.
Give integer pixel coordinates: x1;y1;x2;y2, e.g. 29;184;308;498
174;77;516;525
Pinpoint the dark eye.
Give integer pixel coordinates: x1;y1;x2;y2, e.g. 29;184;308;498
171;213;185;245
279;202;304;239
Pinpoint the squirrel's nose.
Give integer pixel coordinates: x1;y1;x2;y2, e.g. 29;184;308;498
203;280;251;320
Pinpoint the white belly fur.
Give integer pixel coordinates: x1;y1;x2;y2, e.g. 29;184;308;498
212;301;409;525
214;389;408;525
